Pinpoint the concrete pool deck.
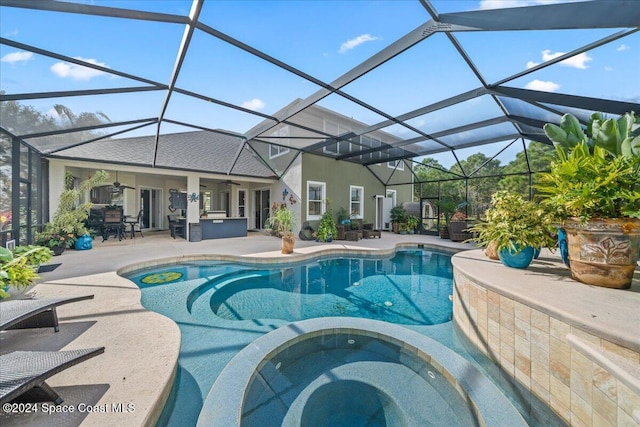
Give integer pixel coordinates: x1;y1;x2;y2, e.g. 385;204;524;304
0;231;473;426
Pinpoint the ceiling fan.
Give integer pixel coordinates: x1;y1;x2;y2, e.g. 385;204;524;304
218;179;241;186
97;171;135;192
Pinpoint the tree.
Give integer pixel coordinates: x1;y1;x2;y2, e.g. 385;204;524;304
458;153;503;218
500;141;555;197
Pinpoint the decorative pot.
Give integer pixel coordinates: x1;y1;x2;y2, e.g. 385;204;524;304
533;247;541;259
557;227;570;267
51;244;65;256
563;218;640;289
484;240;499;260
439;226;450;239
74;234;93;250
281;235;295;254
498;245;535;269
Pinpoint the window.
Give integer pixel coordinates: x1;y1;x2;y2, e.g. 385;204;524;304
323;120;351;155
360;135;382;164
350;185;364;218
269;126;290;159
388;159;404;170
307;181;326;220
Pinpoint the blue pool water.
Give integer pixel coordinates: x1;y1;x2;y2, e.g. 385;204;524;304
123;248;566;427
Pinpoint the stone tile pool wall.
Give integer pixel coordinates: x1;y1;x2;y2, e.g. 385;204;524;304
453;266;640;427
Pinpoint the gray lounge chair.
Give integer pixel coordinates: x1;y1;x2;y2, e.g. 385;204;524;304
0;295;94;333
0;348;105;405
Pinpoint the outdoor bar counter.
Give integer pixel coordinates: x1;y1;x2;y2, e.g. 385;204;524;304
196;217;247;240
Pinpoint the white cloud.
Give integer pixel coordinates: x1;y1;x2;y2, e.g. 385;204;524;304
526;60;539;69
3;29;19;37
525;79;560;92
604;66;614;72
50;57;109;80
617;44;630;52
339;34;380;54
241;98;265;111
541;49;592;69
1;51;33;64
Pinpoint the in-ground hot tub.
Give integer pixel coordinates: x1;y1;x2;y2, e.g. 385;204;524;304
197;318;527;427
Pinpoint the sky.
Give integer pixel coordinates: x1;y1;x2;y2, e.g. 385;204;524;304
1;0;638;169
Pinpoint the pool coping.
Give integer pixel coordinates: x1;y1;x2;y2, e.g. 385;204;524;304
116;241;462;276
197;317;528;427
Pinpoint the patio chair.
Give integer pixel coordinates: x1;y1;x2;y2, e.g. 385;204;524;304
102;207;125;241
0;295;94;333
0;347;105;405
124;209;144;239
168;215;185;239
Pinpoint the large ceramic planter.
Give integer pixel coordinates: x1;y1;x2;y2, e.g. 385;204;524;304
281;235;295;254
563;218;640;289
498;245;535;269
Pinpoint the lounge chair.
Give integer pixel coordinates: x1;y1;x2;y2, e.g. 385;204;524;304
0;347;105;405
0;295;94;333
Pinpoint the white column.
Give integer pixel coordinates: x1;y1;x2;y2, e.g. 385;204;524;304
48;161;66;218
186;174;200;240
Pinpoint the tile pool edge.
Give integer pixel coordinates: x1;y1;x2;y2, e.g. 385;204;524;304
452;249;640;426
197;317;528;427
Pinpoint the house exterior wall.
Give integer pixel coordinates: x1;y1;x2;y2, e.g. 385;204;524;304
301;153;412;229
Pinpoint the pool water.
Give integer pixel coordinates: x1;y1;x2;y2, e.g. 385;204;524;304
124;248;566;427
242;332;479;427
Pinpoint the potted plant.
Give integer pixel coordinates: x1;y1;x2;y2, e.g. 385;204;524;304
435;199;458;239
37;170;109;251
406;215;420;234
467;191;556;269
536;111;640;288
449;210;472;242
267;203;298;254
1;245;53;299
35;231;71;255
316;208;337;243
389;205;407;233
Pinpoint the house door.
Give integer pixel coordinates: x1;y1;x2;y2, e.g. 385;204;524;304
375;196;393;231
140;187;163;230
253;189;270;229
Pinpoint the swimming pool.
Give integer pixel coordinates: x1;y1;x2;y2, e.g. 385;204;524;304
123;247;566;427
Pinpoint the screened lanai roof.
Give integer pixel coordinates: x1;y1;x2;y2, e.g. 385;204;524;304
1;0;639;182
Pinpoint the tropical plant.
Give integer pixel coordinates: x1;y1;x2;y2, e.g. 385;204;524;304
536;111;640;220
389;206;407;225
467;191;556;254
406;215;420;232
37;170;109;247
267;203;297;238
12;245;54;266
0;246;53;299
536;112;640;288
316;208;338;242
336;207;350;225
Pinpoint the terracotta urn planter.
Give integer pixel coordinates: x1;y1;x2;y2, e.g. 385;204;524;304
484;240;499;260
563;218;640;289
281;234;295;254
